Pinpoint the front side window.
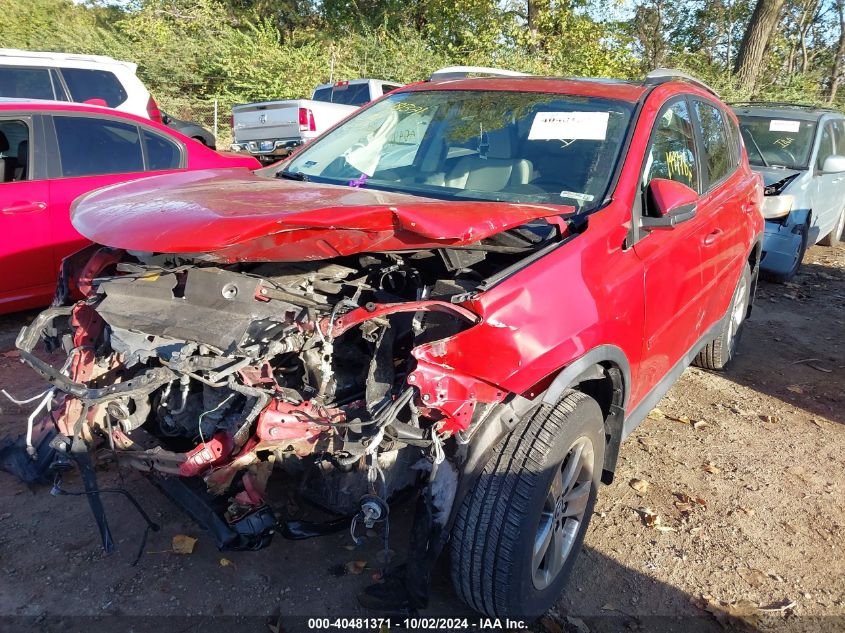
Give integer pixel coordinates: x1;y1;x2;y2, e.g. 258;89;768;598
643;100;700;193
816;122;836;170
0;119;32;183
737;115;816;170
60;68;127;108
694;101;733;187
54;116;143;177
0;67;54;100
284;90;634;210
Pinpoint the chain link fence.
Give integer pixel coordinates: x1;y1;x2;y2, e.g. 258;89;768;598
157;96;237;150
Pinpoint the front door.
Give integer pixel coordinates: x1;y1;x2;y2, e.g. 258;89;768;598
634;97;709;391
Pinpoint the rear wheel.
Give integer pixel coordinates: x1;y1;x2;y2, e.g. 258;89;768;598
450;390;605;619
820;206;845;247
694;262;751;371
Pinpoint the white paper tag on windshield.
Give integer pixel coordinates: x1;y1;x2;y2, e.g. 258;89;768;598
769;120;801;133
528;112;609;140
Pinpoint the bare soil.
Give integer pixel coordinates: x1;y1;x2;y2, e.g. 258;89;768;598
0;245;842;633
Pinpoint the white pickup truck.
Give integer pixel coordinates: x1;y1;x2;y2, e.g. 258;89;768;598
230;78;401;162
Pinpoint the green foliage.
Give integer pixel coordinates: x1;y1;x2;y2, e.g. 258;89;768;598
0;0;841;110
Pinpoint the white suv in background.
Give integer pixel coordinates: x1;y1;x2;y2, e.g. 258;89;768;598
0;49;162;122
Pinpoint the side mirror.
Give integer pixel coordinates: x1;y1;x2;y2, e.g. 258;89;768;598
641;178;698;229
822;154;845;173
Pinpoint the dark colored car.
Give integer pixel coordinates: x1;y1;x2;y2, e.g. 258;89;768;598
162;111;216;149
14;69;763;620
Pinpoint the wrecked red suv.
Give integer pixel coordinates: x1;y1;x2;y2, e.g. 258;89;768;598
15;69;763;619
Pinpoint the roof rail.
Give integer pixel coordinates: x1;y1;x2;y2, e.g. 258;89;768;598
644;68;718;97
429;66;531;81
730;100;840;112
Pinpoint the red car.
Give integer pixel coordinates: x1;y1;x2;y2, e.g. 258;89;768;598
0;100;259;313
14;70;763;619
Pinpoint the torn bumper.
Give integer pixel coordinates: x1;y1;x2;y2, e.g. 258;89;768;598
760;210;810;275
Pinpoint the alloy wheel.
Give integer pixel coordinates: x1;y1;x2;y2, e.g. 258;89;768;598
532;437;595;590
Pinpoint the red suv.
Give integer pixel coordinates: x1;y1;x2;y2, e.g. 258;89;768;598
14;69;763;620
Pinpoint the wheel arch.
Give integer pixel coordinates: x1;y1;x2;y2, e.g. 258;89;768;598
541;345;630;484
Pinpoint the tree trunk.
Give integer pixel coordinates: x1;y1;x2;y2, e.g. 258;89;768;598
733;0;786;91
829;0;845;102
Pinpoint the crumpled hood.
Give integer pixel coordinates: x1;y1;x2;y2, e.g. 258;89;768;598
753;166;803;188
72;169;572;262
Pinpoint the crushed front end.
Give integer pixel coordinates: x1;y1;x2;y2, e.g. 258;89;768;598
14;221;559;569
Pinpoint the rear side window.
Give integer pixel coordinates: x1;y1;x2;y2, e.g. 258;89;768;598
54;116;143;177
0;119;32;182
313;83;371;106
0;67;55;100
643;100;700;193
694;101;733;187
60;68;127;107
143;130;181;170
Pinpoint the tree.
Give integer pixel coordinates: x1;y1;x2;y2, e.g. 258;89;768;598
733;0;786;91
829;0;845;102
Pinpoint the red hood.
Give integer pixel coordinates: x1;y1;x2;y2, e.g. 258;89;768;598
71;169;572;262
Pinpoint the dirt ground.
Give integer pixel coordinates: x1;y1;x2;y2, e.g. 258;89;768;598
0;244;842;633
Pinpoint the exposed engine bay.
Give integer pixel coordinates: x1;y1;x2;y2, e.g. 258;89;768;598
14;222;560;555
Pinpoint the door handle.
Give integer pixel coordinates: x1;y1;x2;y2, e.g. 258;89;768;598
2;201;47;214
703;228;724;246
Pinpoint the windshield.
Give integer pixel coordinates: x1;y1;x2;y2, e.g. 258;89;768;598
283;90;634;210
737;115;817;170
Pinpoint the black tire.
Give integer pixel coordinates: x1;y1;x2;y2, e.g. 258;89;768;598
694;262;752;371
764;219;809;283
819;207;844;247
450;390;605;619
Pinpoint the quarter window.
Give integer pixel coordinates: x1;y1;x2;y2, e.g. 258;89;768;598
55;116;144;177
694;101;733;187
643;100;700;193
59;68;127;108
143;130;181;171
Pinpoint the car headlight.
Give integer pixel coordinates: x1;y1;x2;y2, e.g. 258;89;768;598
762;194;794;219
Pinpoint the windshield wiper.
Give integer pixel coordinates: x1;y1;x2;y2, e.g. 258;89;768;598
743;131;769;167
277;169;309;181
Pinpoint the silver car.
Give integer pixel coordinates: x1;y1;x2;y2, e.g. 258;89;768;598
733;103;845;282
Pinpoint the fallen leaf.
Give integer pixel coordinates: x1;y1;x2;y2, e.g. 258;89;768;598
758;599;796;614
637;507;659;527
539;616;563;633
629;478;650;495
737;506;755;516
1;350;19;358
759;414;777;423
702;462;721;475
219;558;233;567
655;525;677;532
371;571;383;582
698;595;760;626
171;534;197;555
786;384;804;394
693;420;709;430
674;502;694;513
647;408;665;420
600;603;617;611
344;560;367;575
738;568;767;588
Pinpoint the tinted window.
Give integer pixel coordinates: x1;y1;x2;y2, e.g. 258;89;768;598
0;67;54;99
0;119;31;183
313;83;371;106
60;68;127;107
643;100;700;193
380;83;402;96
143;130;181;171
55;116;143;177
694;101;733;187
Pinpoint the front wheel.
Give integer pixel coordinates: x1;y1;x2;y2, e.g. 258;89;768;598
450;390;605;619
819;206;845;247
694;262;752;371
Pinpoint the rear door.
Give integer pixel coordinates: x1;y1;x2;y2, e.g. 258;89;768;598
634;96;710;388
690;99;746;323
46;113;185;266
0;114;53;308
